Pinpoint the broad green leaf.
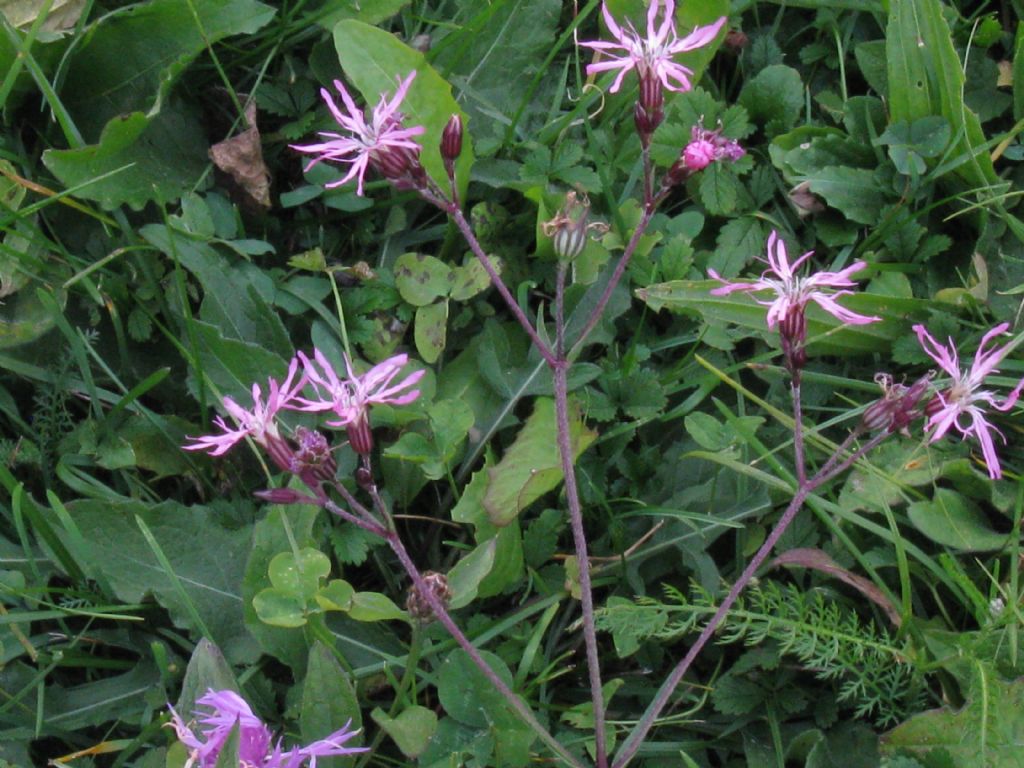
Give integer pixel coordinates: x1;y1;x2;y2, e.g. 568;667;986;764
316;579;356;611
881;663;1024;767
301;642;363;766
177;639;238;716
333;20;473;196
348;591;406;622
1;0;85;30
429;0;561;153
414;300;449;364
886;0;999;189
483;397;597;526
43;105;209;210
447;538;496;609
0;285;64;349
450;257;492;301
637;279;935;355
44;0;274;208
800;166;884;225
185;319;290;404
243;505;321;671
908;488;1009;552
394;252;455;307
316;0;410;27
253;587;308;627
268;548;331;600
62;499;257;664
371;705;437;758
60;0;275;137
738;64;804;137
141;224;291;357
436;648;522;729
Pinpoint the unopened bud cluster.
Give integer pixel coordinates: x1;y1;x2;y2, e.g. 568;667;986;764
860;373;933;434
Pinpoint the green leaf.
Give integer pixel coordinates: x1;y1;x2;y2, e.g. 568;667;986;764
394;252;455;307
43;0;274;209
268;548;331;600
243;505;321;670
450;256;493;301
907;488;1009;552
333;20;473;196
213;722;241;768
881;663;1024;767
62;499;257;664
436;648;522;729
348;591;406;622
876;117;951;175
886;0;999;189
253;587;308;627
414;300;449;365
176;639;238;716
316;0;410;27
698;163;740;215
301;642;363;766
371;705;437;758
738;64;804;136
800;166;884;225
316;579;356;611
447;538;497;609
483;397;597;526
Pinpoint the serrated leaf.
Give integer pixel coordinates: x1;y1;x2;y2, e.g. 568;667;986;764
483;397;597;526
698;163;740;215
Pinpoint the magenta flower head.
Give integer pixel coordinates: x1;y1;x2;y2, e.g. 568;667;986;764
580;0;726;94
292;71;425;195
710;230;880;332
914;323;1024;479
183;358;303;470
168;688;366;768
294;350;425;455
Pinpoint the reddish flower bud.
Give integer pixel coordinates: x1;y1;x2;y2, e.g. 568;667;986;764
441;114;463;174
346;413;374;457
634;69;664;140
254;487;313;505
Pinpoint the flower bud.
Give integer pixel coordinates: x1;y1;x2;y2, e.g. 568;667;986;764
634;69;664;140
406;571;452;623
441;114;463;176
346;413;374;457
290;426;337;483
254;487;313;505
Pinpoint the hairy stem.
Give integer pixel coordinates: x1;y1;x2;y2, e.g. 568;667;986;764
612;429;888;768
553;262;608;768
386;532;583;768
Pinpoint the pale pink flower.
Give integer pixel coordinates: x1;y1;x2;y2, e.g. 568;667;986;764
168;688;365;768
292;71;425;196
295;350;424;423
709;230;880;330
183;358;302;457
914;323;1024;479
580;0;726;94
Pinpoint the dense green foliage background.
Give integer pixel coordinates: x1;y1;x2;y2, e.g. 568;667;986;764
3;0;1024;765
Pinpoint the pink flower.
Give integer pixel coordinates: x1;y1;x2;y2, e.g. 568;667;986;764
580;0;726;94
184;358;303;458
292;71;425;196
914;323;1024;479
709;230;880;331
168;689;366;767
294;350;425;454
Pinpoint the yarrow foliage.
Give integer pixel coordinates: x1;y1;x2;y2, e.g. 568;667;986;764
581;0;726;94
291;71;424;195
914;323;1024;479
168;689;366;768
